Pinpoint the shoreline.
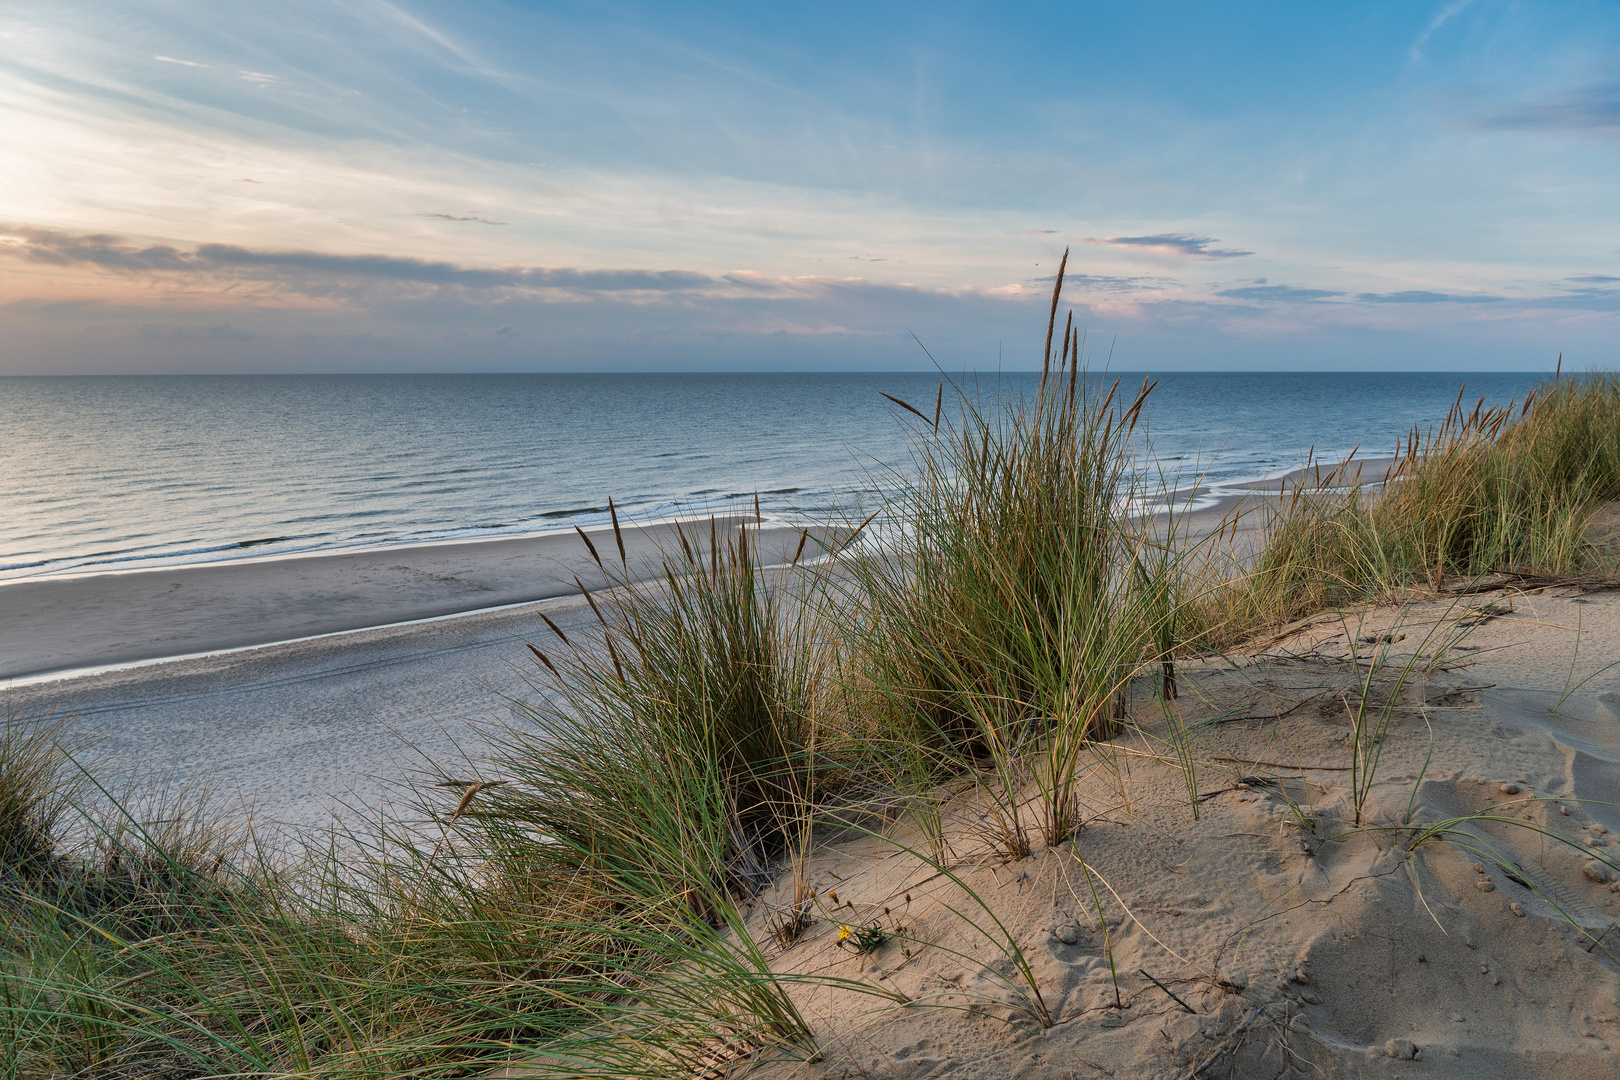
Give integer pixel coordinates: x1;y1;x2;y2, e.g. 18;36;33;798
0;517;824;683
1;454;1399;685
2;452;1404;585
0;506;820;584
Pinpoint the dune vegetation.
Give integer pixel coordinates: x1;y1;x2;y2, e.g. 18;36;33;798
4;261;1620;1078
1194;370;1620;644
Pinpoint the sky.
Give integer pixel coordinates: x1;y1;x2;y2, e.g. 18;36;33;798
1;1;1618;373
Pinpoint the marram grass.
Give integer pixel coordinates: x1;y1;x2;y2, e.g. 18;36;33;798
1192;372;1620;645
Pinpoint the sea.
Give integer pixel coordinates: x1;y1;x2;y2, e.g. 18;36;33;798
0;371;1549;583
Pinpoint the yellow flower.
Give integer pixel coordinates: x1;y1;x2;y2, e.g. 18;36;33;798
837;925;852;940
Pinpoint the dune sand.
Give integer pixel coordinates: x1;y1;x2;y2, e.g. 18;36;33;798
706;583;1620;1079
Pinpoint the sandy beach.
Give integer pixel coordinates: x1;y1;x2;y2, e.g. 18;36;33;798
2;518;834;830
0;518;822;682
0;465;1378;831
9;464;1619;1075
4;1;1607;1067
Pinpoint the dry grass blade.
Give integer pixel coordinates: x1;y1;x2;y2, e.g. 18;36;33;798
1041;247;1069;388
527;641;560;677
881;392;933;426
837;509;880;555
609;497;627;568
541;612;571;646
574;524;604;570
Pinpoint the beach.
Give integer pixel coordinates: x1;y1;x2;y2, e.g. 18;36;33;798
5;2;1613;1069
0;462;1377;830
1;519;822;682
15;529;1620;1074
1;520;824;828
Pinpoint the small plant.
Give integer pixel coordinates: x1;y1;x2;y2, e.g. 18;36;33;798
1341;601;1477;824
835;921;888;953
766;816;817;950
484;508;821;904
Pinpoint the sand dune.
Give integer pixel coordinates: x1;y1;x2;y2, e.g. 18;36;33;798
720;584;1620;1078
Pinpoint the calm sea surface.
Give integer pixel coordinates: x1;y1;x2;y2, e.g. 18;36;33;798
0;372;1547;581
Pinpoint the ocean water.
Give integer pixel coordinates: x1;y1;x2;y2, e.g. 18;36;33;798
0;371;1547;582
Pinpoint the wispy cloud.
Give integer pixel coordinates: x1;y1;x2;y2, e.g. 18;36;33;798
418;213;507;225
1080;233;1252;259
153;54;206;67
1568;274;1620;284
1475;81;1620;136
1409;0;1477;63
1028;272;1173;292
1355;290;1503;304
1216;283;1342;302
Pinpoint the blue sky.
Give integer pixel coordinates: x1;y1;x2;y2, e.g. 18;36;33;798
1;1;1617;372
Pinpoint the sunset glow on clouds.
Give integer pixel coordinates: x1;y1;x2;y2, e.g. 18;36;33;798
1;1;1618;372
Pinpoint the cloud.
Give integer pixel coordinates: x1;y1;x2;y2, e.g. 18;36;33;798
1025;272;1172;293
4;227;196;272
1569;274;1620;284
1475;81;1620;136
153;55;207;67
0;225;724;294
418;213;508;225
1080;233;1252;259
1216;284;1342;302
1409;0;1477;63
193;242;728;292
1355;290;1503;304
